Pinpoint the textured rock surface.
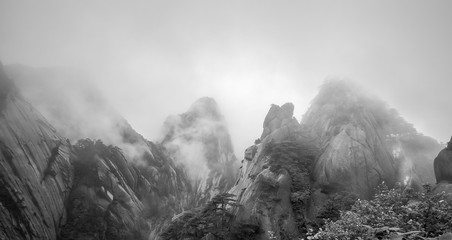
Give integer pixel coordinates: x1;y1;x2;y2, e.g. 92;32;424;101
0;63;73;239
301;80;439;198
161;97;238;204
59;139;192;240
229;103;316;240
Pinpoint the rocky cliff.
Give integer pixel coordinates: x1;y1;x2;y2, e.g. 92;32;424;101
161;97;238;205
226;81;443;239
59;139;192;240
0;63;73;239
229;103;318;239
7;65;239;207
302;80;441;198
0;63;195;239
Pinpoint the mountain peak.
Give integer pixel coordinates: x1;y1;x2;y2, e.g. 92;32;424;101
161;97;237;204
312;79;364;107
187;97;222;120
260;102;299;141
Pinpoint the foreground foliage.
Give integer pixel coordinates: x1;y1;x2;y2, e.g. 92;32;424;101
160;193;260;240
311;184;452;239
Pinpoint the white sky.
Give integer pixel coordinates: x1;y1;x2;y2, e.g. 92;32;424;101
1;1;452;156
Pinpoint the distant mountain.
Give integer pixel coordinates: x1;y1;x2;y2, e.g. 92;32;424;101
161;97;238;205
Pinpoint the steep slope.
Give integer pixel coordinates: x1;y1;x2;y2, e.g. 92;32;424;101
302;81;398;198
1;63;195;239
302;80;442;198
161;97;238;204
7;65;239;207
0;63;73;239
4;64;148;161
59;139;192;240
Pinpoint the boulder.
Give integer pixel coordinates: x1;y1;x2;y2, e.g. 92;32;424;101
434;140;452;183
244;145;258;161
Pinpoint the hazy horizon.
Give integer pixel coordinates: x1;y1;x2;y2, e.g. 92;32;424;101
2;1;452;155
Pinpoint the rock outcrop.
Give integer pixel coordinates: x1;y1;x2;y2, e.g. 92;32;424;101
434;139;452;184
301;80;441;198
0;63;73;239
302;80;400;198
431;140;452;199
161;97;238;205
229;103;317;239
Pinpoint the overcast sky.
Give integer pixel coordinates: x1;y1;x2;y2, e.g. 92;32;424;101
1;1;452;155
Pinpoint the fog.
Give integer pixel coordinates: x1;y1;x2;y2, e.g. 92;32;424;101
2;1;452;156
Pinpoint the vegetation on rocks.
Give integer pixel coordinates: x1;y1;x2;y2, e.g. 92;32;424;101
263;139;319;235
160;193;260;240
310;183;452;239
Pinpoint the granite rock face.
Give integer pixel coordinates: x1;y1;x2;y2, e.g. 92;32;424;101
302;81;400;198
161;97;238;205
260;103;300;142
301;80;442;198
0;64;73;240
229;103;317;240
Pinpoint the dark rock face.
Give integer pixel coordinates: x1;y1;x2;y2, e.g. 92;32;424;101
229;103;317;240
432;141;452;200
0;66;73;239
161;97;238;205
434;144;452;184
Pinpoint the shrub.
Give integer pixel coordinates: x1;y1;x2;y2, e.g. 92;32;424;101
160;193;261;240
312;183;452;239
